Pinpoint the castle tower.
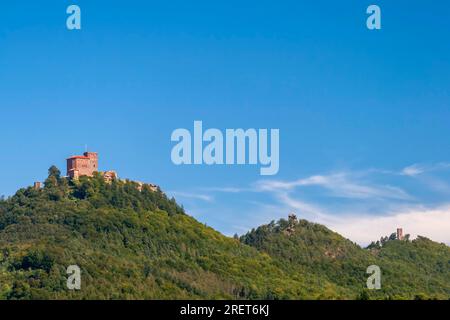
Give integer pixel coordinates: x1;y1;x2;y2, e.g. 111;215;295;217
84;152;98;172
67;151;98;179
288;213;298;225
397;228;404;241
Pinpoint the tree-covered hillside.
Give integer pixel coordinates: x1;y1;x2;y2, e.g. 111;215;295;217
241;216;450;300
0;167;449;300
0;167;336;299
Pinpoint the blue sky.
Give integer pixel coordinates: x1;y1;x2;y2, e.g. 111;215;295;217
1;1;449;244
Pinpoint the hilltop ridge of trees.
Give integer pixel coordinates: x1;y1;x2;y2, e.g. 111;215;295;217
0;167;449;300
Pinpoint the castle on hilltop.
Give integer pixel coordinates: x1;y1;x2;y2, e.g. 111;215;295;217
64;151;158;191
67;151;117;182
67;152;98;179
33;150;158;192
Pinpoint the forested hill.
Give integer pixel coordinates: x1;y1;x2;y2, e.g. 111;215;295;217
0;167;449;300
241;217;450;300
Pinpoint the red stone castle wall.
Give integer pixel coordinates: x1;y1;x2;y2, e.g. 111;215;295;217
67;152;98;179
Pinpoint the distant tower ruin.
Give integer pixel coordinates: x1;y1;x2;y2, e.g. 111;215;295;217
102;170;118;183
397;228;404;241
288;213;298;225
67;152;99;179
285;213;298;236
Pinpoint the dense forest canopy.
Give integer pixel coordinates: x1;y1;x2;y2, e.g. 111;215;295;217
0;167;449;300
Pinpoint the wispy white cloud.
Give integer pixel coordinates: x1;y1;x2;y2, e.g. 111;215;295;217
229;191;450;245
275;192;328;218
254;172;413;201
168;191;214;202
324;205;450;246
202;187;245;193
176;163;450;245
400;163;450;194
401;164;427;177
417;176;450;195
401;162;450;177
